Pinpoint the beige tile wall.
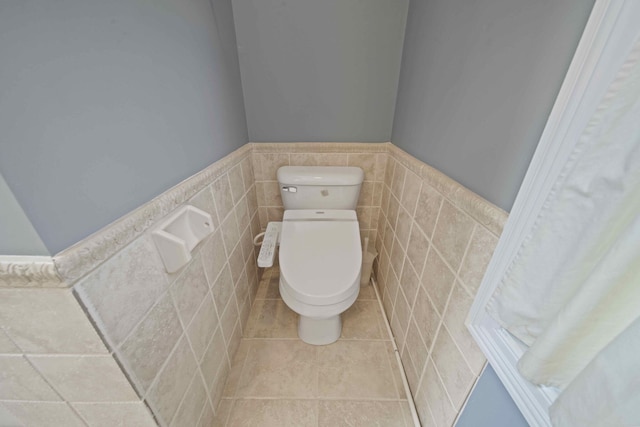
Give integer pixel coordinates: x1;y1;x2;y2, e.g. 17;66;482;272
374;145;507;427
2;142;506;427
71;151;260;427
0;287;157;426
250;143;388;247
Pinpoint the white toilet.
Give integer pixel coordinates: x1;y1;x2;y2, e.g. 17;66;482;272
277;166;364;345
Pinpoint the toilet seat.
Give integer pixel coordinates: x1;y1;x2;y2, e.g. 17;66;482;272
279;210;362;306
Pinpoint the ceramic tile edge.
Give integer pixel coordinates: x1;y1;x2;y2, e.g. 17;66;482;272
249;142;391;153
53;145;252;285
388;145;508;236
0;256;66;288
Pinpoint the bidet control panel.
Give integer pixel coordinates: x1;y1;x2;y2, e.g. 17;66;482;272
257;221;282;268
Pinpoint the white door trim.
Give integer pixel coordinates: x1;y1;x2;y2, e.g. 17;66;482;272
465;0;640;425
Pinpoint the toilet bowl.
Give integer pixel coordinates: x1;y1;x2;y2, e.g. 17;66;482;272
279;209;362;345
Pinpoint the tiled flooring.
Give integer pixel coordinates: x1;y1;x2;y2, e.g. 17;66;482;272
215;267;414;426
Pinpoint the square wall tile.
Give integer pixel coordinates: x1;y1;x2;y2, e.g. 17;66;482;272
72;402;156;427
235;198;250;233
213;399;234;427
384;158;395;186
290;152;348;167
219;297;239;345
29;355;138;402
406;224;429;276
443;283;486;375
197;400;215;427
254;153;290;181
375;153;388;181
76;236;170;346
358;181;375;206
228;164;245;205
220;214;241;258
413;184;442;239
0;355;60;400
431;328;476;408
431;201;475;272
391;163;406;199
201;230;227;285
400;257;420;305
0;288;106;355
348;153;376;180
186;294;219;363
200;327;227;393
401;170;422;215
0;330;20;353
1;402;84;427
260;181;282;206
170;372;208;427
211;265;234;316
212;175;234;222
458;224;499;294
421;248;456;316
146;336;198;426
170;254;210;327
241;157;255;190
415;360;456;427
118;293;183;391
189;186;219;230
412;285;441;351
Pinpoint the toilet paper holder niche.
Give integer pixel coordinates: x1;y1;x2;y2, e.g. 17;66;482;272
151;205;214;273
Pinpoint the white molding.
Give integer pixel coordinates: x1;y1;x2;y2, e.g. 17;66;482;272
465;0;640;425
0;255;65;288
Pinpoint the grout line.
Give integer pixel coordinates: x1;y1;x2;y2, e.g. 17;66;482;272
429;354;459;413
220;396;412;402
168;369;199;426
371;277;421;427
66;402;90;427
457;223;477;277
441;322;479;378
22;355;66;402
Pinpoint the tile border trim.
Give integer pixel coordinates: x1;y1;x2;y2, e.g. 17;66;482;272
0;256;65;288
53;144;252;285
388;145;508;236
250;141;390;153
4;141;505;288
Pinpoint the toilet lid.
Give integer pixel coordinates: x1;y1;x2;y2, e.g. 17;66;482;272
279;211;362;305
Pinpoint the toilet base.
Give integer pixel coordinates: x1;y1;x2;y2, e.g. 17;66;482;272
298;315;342;345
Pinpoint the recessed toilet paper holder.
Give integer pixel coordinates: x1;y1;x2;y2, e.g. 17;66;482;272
151;205;214;273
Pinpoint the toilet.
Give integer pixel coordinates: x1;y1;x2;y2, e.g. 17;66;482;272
277;166;364;345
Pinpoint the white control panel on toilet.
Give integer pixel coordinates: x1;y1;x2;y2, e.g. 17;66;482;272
257;222;281;268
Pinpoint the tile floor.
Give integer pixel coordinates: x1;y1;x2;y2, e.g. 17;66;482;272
215;267;414;426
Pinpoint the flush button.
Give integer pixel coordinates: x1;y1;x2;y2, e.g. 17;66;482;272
321;189;329;197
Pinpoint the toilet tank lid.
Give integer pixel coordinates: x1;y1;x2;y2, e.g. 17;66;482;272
283;209;357;221
277;166;364;186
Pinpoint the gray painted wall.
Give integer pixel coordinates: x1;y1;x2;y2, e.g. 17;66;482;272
392;0;595;211
0;0;248;254
456;364;529;427
232;0;408;142
0;174;49;256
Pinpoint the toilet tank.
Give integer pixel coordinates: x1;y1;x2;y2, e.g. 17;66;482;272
277;166;364;210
